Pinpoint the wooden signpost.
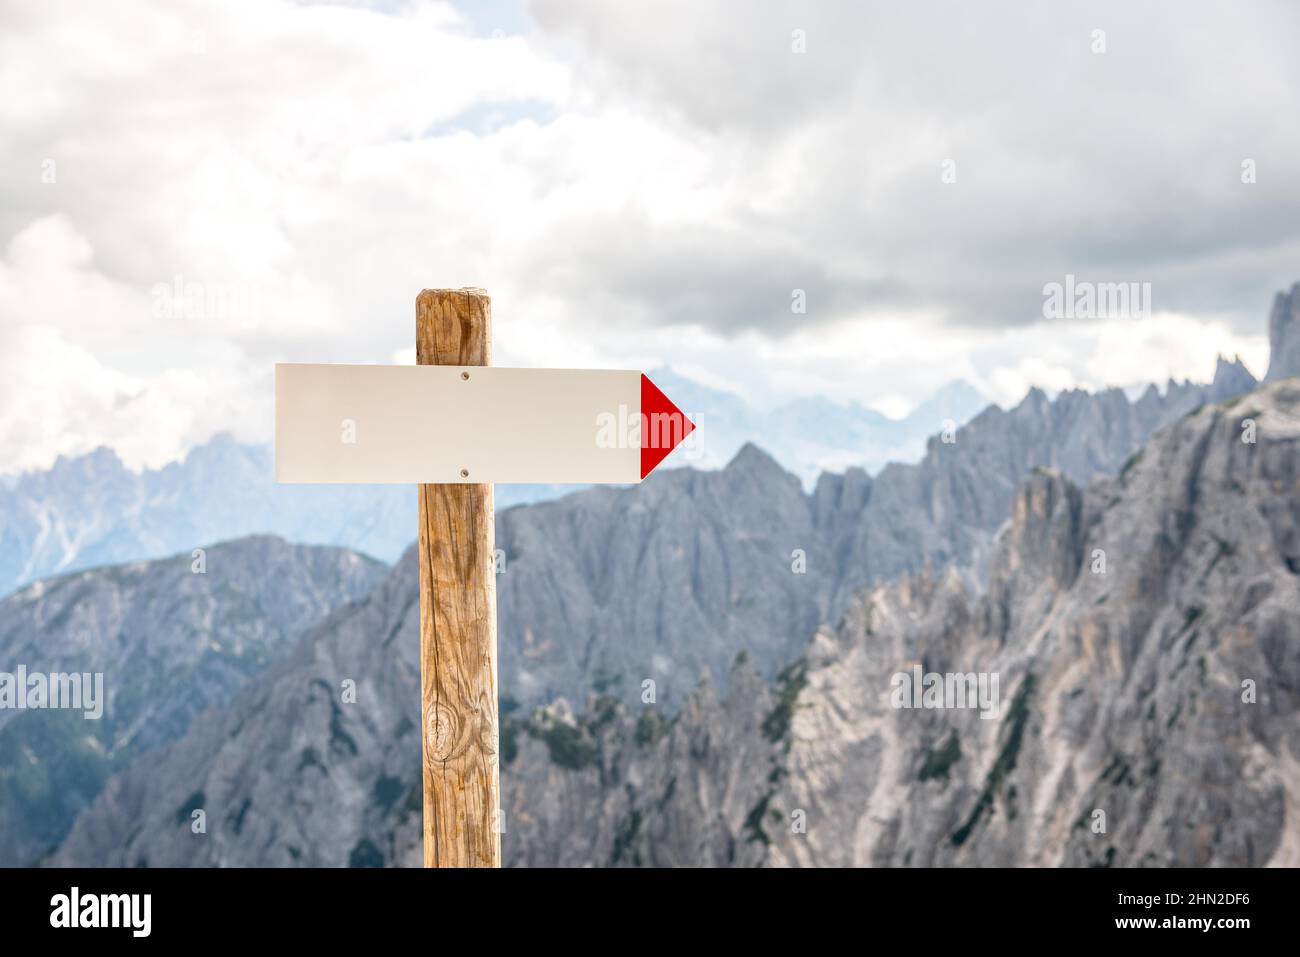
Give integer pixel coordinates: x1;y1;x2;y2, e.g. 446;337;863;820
274;288;695;867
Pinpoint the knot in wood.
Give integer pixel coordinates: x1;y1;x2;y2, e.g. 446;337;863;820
425;702;463;762
424;701;497;763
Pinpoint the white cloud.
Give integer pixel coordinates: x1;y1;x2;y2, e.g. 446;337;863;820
0;217;272;470
0;0;1294;471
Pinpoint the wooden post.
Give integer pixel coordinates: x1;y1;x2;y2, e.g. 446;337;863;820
416;288;501;868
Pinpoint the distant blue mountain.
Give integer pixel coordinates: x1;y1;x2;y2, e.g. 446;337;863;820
653;369;990;484
0;436;567;594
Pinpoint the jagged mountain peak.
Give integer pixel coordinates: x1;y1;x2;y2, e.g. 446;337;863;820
724;441;787;476
1209;354;1257;402
1266;281;1300;382
43;445;126;479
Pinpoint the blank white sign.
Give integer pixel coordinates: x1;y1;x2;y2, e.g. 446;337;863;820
275;364;643;484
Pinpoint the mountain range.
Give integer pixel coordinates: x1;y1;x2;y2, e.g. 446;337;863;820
0;359;1258;634
12;282;1300;866
1;351;1271;602
46;374;1300;868
0;370;990;599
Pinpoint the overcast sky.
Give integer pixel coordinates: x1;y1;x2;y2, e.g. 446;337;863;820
3;0;1298;471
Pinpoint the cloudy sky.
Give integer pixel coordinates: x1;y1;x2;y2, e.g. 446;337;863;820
3;0;1298;471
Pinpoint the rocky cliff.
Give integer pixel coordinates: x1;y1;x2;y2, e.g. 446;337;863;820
0;536;385;866
487;379;1300;867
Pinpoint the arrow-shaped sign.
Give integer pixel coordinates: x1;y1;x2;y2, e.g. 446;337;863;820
275;364;695;484
274;287;699;870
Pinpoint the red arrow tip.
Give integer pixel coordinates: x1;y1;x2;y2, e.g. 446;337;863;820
640;373;696;480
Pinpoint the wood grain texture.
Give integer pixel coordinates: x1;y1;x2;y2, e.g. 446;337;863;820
416;288;501;868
